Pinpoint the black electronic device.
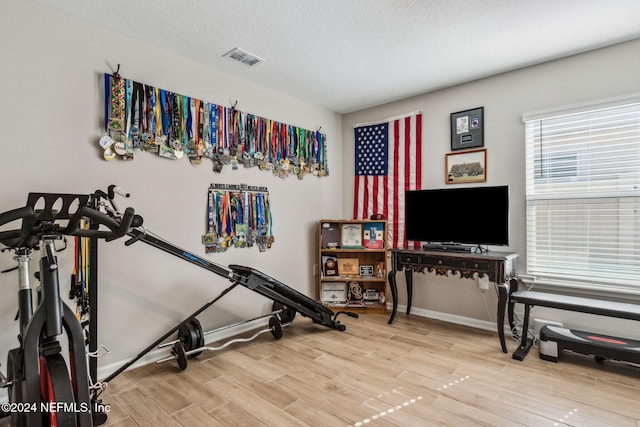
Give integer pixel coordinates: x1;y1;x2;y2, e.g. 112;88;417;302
539;325;640;365
405;185;509;247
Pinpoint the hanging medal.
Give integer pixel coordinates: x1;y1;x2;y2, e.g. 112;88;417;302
187;97;198;162
172;94;184;159
130;82;143;149
157;89;176;159
212;104;218;158
155;88;166;146
121;79;134;160
99;74;115;158
142;85;157;151
108;72;125;131
196;99;205;162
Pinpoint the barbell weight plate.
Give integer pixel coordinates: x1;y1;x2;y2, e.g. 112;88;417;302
190;318;204;358
269;316;283;340
178;318;204;355
272;301;296;324
177;322;195;351
173;342;188;371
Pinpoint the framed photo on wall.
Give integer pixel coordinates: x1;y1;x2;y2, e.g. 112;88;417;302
445;149;487;184
450;107;484;151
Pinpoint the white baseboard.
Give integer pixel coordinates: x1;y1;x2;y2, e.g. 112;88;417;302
391;303;500;333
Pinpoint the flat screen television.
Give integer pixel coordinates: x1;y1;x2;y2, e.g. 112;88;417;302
405;185;509;247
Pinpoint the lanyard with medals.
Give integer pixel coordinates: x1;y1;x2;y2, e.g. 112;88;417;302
171;93;183;156
215;191;223;240
159;90;170;139
210;103;217;155
207;189;215;236
247;114;255;157
101;74;116;160
155;88;164;142
256;192;267;251
197;100;204;158
182;95;190;150
144;85;155;147
108;73;125;132
185;96;193;156
271;120;278;164
130;82;143;149
112;78;133;158
202;101;211;158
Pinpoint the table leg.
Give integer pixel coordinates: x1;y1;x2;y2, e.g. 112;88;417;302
405;268;413;315
496;282;509;353
507;277;518;339
513;303;533;361
387;270;398;324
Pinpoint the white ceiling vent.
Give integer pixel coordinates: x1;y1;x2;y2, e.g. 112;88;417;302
223;47;264;67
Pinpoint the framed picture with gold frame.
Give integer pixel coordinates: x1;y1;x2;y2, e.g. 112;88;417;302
445;148;487;184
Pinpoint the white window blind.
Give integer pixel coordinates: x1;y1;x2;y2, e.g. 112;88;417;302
524;97;640;291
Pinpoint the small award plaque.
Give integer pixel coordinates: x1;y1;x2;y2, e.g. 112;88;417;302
359;265;374;277
322;256;339;276
337;258;360;277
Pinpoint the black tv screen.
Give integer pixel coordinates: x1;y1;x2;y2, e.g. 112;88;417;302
405;186;509;246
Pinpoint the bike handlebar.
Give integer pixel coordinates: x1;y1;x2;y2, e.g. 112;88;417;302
0;199;136;249
0;206;35;245
72;206;136;241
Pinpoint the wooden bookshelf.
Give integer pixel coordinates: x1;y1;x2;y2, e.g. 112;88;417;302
318;219;388;314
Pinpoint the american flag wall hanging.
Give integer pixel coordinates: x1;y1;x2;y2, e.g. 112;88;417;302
353;112;423;250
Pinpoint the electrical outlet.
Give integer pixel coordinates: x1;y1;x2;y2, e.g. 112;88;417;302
312;264;318;276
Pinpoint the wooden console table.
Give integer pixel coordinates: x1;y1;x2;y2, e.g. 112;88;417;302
388;249;518;352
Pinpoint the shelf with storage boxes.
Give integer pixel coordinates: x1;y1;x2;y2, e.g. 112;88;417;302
318;219;388;314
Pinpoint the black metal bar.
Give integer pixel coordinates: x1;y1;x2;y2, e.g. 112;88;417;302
41;242;62;338
89;232;99;388
126;229;347;331
102;282;239;384
127;229;243;283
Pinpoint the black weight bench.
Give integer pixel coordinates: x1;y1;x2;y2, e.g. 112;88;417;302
507;288;640;361
228;264;348;330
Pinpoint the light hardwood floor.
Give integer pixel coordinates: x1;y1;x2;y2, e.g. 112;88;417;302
9;313;640;426
101;312;640;426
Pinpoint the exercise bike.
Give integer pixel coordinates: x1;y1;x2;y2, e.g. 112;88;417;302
0;193;134;427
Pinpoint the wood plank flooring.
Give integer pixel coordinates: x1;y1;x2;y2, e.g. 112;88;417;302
103;313;640;426
6;313;640;426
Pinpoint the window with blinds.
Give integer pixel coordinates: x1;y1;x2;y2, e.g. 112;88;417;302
524;97;640;291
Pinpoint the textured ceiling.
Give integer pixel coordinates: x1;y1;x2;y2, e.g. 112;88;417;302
33;0;640;113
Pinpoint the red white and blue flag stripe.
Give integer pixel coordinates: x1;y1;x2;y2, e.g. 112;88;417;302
353;112;422;250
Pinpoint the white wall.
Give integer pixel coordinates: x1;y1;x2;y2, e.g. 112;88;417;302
342;38;640;335
0;0;343;380
3;0;640;385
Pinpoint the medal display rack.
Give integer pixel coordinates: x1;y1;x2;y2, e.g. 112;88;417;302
318;219;388;314
202;183;273;253
100;73;329;179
